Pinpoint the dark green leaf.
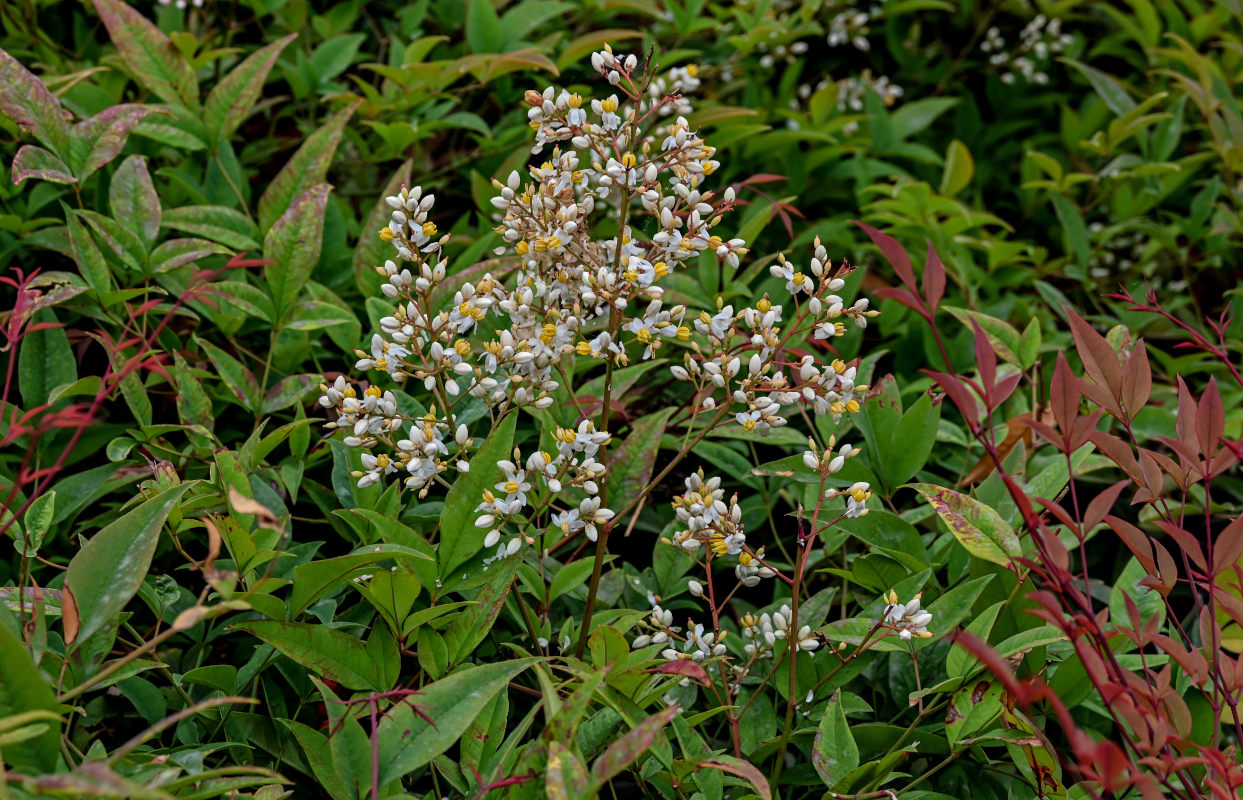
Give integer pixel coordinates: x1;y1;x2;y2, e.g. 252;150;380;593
92;0;198;108
64;484;192;647
231;620;389;691
263;184;330;323
257;101;358;232
204;33;297;145
438;412;517;577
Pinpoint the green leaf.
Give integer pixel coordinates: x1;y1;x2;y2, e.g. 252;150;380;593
11;146;76;185
1017;318;1042;371
1050;194;1091;274
438;412;517;577
131;102;208;150
353;159;412;294
231;620;390;691
906;484;1021;569
18;308;75;408
889;98;958;141
92;0;198;108
548;741;591;799
280;719;355;800
198;339;261;411
263;184;330;324
466;0;505;53
606;407;675;501
204;33;297;145
18;491;56;557
591;706;679;787
813;691;859;788
150;238;233;274
939;139;973;196
173;353;213;430
262;373;317;415
945;308;1022;366
1109;557;1166;631
109;155;160;248
834;510;928;564
289;551;416;617
548;557;598;603
377;658;539;785
75;208;147;273
443;556;518;665
162;205;261;251
257;101;358;232
310;34;365;83
883;393;940;488
64;483;192;647
920;575;994;648
69;104;158;181
0;47;72;156
1060;58;1136;116
0;623;61;772
946;600;1004;679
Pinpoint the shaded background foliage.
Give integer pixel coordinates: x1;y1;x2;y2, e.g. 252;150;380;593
1;0;1242;798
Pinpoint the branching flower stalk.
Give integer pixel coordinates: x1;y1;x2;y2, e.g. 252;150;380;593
324;43;886;665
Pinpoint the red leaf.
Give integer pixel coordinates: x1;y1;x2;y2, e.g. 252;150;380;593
1213;516;1243;577
647;659;710;686
1084;480;1129;534
1175;377;1199;457
1065;307;1122;402
1106;515;1154;574
922;369;979;429
1196;377;1224;459
1120;341;1151;420
1049;354;1079;437
700;757;771;800
853;220;916;290
872;286;927;317
971;320;997;408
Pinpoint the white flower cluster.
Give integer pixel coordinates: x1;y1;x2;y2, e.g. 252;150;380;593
474;423;614;559
323;42;877;593
882;590;934;640
981;15;1073;85
824;481;874;518
647;64;703;118
742;605;819;657
826;1;885;52
802;435;863;477
835;70;904;112
791;72;904;135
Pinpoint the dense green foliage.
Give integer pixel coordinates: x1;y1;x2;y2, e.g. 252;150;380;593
1;1;1242;799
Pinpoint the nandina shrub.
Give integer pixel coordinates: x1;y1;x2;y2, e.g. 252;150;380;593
3;0;1243;797
866;228;1243;799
